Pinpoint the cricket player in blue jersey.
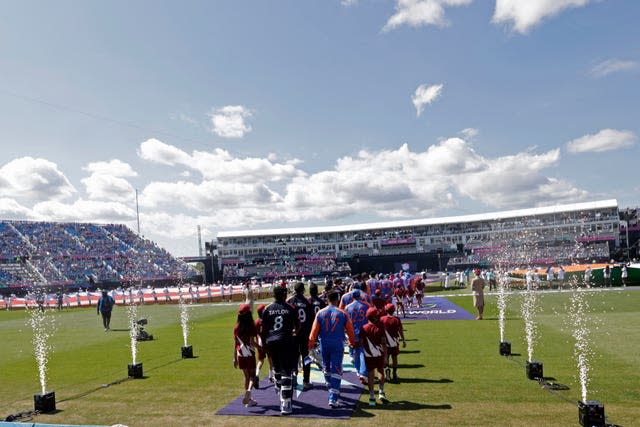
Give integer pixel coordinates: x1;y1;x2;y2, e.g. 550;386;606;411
308;291;356;408
345;290;370;383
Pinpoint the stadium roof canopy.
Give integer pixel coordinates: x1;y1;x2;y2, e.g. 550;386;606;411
216;199;618;239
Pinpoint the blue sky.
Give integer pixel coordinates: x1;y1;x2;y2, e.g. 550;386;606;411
0;0;638;255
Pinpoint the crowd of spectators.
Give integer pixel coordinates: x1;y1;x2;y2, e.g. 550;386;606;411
448;241;610;268
0;221;197;288
222;254;350;282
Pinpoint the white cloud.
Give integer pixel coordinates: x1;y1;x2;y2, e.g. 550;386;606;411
492;0;593;34
138;138;191;165
0;198;33;219
453;147;588;207
566;129;638;154
83;159;138;177
81;159;137;202
81;174;136;202
0;157;76;201
589;59;639;78
133;137;589;233
459;127;479;140
341;0;359;5
412;83;443;117
6;135;592;256
383;0;473;31
210;105;253;138
32;199;136;222
141;180;282;211
138;138;302;183
283;138;585;217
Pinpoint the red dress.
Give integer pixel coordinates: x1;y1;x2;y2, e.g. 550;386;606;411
380;314;403;356
234;324;257;370
254;318;266;360
360;322;386;371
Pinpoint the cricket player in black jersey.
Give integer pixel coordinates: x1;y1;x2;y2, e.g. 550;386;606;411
287;281;315;391
261;286;299;415
308;283;326;314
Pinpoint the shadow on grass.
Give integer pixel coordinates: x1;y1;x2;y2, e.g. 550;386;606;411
396;363;425;369
541;381;570;391
145;357;184;373
399;350;421;354
352;400;452;417
57;359;183;404
57;377;131;403
396;377;452;384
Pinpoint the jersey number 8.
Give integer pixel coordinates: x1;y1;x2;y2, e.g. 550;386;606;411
271;315;284;332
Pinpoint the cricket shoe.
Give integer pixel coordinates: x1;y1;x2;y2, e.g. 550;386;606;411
328;400;342;408
280;400;292;415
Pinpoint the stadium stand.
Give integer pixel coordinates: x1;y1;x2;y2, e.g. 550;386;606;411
0;221;198;288
214;200;622;281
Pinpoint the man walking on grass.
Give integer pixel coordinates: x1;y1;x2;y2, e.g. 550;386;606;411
97;290;115;331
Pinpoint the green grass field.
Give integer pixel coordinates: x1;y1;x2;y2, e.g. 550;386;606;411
1;288;638;427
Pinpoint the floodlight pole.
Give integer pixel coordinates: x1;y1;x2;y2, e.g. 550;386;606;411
135;189;141;236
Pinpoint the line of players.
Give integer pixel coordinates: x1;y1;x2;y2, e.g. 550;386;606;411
233;271;422;415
